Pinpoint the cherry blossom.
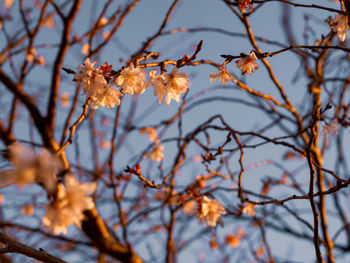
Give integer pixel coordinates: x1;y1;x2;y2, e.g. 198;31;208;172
115;64;148;95
199;196;226;227
74;58;106;96
149;144;164;162
149;67;189;105
140;127;158;142
42;174;97;234
331;14;349;42
74;58;122;109
90;85;122;110
42;185;72;235
225;233;240;248
210;64;236;85
1;143;60;193
236;51;259;75
242;202;256;216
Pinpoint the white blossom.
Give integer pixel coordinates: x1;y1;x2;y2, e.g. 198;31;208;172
199;196;226;227
236;51;259;75
148;144;164;162
210;64;236;85
42;184;71;235
149;68;189;105
140;127;158;142
90;85;122;110
115;64;147;95
1;143;59;193
242;202;255;216
74;58;106;96
332;15;349;42
42;174;97;234
74;58;122;109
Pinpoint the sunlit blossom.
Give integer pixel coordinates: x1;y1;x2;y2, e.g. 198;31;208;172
331;14;349;42
115;64;147;95
0;143;60;193
90;85;122;109
199;196;226;227
21;204;35;216
81;43;90;55
183;200;197;214
236;51;258;75
149;68;189;105
225;233;240;248
42;174;97;234
74;58;122;109
149;144;164;162
42;186;71;235
60;92;70;107
210;64;236;85
140;127;158;142
26;47;37;62
44;14;54;29
4;0;13;8
74;58;105;96
323;120;339;136
242;202;256;216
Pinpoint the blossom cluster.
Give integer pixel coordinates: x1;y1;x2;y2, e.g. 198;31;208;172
43;173;97;234
209;51;259;86
183;193;226;227
331;14;350;42
0;142;60;194
1;143;97;235
74;58;190;110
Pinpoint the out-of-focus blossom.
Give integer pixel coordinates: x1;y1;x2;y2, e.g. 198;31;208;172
140;127;158;142
199;196;226;227
331;15;349;42
97;17;108;27
149;144;164;162
193;155;202;163
0;143;60;193
225;233;240;248
236;51;258;75
42;174;97;234
242;202;256;216
44;14;54;29
183;200;197;214
149;68;189;105
35;149;60;194
102;31;111;39
100;140;110;149
254;246;265;259
26;47;37;62
323;120;339;136
61;174;97;227
236;227;246;238
60;92;70;107
81;43;90;55
4;0;13;8
42;185;71;235
0;194;4;205
210;64;236;85
36;55;45;66
21;204;35;216
115;64;147;95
